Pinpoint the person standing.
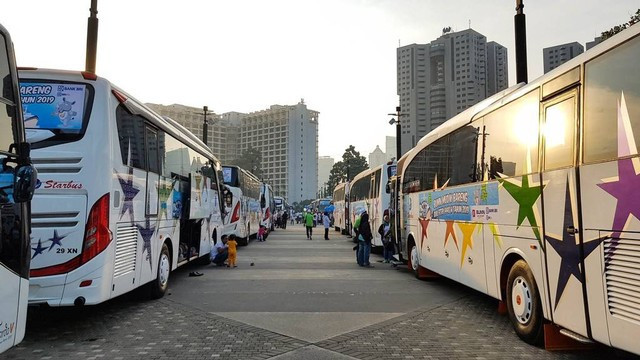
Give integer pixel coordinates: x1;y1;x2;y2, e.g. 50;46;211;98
378;214;393;263
304;210;314;240
282;210;288;229
323;212;331;240
357;211;373;267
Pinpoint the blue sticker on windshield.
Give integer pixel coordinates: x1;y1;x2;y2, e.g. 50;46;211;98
20;82;86;130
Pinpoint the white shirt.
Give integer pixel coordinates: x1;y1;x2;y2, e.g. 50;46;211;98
323;215;330;228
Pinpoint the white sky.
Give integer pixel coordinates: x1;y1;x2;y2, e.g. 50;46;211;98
2;0;637;161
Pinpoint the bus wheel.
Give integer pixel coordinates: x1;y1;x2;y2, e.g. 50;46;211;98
409;244;420;278
506;260;543;345
150;243;171;299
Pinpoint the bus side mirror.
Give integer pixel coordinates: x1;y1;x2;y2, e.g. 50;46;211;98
13;164;37;203
385;183;390;194
260;195;266;209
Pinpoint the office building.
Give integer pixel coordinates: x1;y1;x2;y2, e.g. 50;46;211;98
397;28;508;155
148;101;319;203
385;136;396;161
369;145;386;169
543;42;584;73
318;156;334;194
586;36;603;50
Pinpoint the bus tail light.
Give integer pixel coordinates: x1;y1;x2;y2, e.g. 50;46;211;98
81;193;112;264
264;208;270;221
231;202;240;223
30;194;111;277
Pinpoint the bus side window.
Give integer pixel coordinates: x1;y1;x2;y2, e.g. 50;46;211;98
0;33;15;156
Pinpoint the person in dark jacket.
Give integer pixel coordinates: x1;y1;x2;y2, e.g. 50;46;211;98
357;212;373;267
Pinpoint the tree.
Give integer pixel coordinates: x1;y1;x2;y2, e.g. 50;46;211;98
601;9;639;40
230;145;262;178
325;145;369;193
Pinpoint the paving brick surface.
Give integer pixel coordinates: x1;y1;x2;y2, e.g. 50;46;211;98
2;295;307;360
316;293;636;360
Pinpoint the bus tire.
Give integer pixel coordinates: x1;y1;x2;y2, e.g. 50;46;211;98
149;243;171;299
408;243;420;279
506;260;543;345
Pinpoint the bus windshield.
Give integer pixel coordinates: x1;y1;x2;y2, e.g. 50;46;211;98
19;80;94;145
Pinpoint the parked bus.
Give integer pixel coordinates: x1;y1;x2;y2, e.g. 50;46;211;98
349;162;396;247
332;182;349;234
310;198;331;213
397;27;640;354
19;69;225;306
0;24;37;354
221;165;261;245
260;183;275;231
274;196;285;212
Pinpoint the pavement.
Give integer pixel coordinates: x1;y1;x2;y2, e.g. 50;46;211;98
1;226;636;359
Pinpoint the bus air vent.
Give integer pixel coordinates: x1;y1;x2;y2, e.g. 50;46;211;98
114;224;137;278
603;236;640;324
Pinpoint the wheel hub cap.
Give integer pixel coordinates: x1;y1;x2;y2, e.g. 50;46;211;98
410;246;419;271
512;276;532;324
159;254;170;286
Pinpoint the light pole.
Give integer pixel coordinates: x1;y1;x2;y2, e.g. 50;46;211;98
388;106;408;258
85;0;99;73
514;0;528;84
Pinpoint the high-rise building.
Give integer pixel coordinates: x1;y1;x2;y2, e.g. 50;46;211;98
318;156;334;195
146;103;238;164
543;42;584;73
385;136;396;161
239;101;318;203
397;28;508;155
586;36;602;50
369;145;386;169
148;100;319;203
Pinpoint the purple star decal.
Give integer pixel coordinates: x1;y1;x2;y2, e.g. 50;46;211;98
597;92;640;239
137;218;155;271
118;166;140;223
546;181;604;308
31;239;46;259
47;229;67;251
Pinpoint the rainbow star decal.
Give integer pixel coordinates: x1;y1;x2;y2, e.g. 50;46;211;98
498;175;544;243
457;222;477;267
597;92;640;239
158;181;172;220
444;220;459;250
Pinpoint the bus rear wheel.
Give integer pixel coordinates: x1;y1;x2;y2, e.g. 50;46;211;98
506;260;543;345
149;243;171;299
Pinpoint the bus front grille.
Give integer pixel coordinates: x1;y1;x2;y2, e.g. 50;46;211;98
114;225;137;278
604;236;640;324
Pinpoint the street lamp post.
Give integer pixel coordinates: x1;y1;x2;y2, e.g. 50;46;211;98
202;106;209;146
388;106;408;258
85;0;99;73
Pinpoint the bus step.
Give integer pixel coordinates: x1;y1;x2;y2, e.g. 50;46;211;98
544;324;595;351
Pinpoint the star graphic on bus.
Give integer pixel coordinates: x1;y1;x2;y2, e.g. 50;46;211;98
31;238;46;259
597;92;640;239
418;218;430;250
457;222;477;267
117;166;140;224
498;174;544;243
137;218;155;271
157;181;172;220
444;220;459;250
546;181;603;308
47;229;67;251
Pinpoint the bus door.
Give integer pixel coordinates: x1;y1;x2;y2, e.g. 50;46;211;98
0;25;36;353
540;88;592;336
369;174;379;246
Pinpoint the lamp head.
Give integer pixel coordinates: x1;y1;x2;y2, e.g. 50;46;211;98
389;118;396;125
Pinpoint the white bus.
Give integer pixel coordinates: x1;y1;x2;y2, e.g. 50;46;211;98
332;182;349;233
0;25;37;354
260;183;275;231
349;162;396;247
221;165;261;245
19;68;225;306
274;195;285;212
398;26;640;354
